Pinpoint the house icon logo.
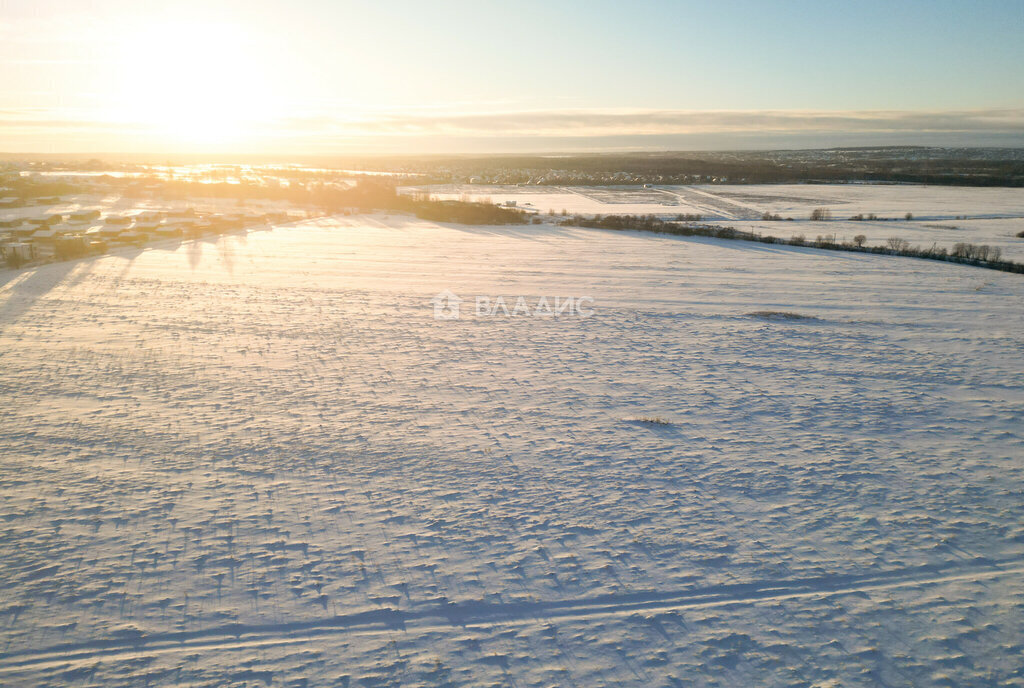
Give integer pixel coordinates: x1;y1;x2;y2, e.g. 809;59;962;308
430;289;463;320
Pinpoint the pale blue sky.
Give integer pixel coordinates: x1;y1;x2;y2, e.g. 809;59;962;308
1;0;1022;152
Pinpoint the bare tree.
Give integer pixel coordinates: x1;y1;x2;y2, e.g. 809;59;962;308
853;234;867;247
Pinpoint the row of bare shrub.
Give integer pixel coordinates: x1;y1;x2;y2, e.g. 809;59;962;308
560;215;1023;274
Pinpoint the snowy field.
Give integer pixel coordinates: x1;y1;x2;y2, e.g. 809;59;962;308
408;184;1024;261
1;215;1023;686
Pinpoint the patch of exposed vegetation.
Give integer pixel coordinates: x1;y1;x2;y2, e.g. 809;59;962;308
629;416;675;426
746;311;817;321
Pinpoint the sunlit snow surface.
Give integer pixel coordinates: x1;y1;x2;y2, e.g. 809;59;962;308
1;215;1023;686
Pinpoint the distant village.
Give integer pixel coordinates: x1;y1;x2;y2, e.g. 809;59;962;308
0;199;300;268
0;159;530;269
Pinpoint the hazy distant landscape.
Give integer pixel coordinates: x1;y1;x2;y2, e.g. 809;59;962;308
4;149;1024;272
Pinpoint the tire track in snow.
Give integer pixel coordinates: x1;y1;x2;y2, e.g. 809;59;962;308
658;186;764;220
2;556;1023;675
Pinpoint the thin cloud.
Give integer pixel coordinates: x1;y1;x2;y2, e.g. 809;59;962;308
341;108;1024;138
3;107;1023;154
6;104;1024;138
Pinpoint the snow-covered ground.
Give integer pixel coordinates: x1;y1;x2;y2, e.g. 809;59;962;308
1;215;1023;686
408;183;1024;261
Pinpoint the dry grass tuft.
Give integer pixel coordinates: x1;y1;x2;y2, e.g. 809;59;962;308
630;416;675;426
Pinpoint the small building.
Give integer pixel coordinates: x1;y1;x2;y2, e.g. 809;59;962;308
99;223;125;239
68;209;101;223
2;242;35;264
154;220;183;237
117;230;145;245
135;211;165;224
54;235;91;259
27;215;61;226
132;222;161;236
49;222;80;237
12;223;38;238
29;227;60;244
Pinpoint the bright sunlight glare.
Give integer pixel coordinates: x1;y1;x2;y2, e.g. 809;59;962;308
109;20;281;147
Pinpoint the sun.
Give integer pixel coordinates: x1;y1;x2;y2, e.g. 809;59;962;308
112;19;277;147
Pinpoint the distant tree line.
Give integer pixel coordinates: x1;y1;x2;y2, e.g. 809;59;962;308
0;177;81;200
410;200;527;224
560;214;1024;274
399;149;1024;187
312;180;527;224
